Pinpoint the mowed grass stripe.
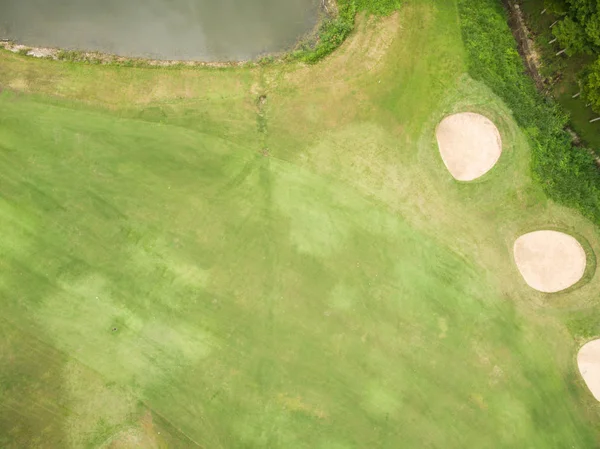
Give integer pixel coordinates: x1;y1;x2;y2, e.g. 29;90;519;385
1;0;600;447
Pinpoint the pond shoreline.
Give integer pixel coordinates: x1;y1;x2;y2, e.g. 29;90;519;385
0;0;338;68
0;40;251;68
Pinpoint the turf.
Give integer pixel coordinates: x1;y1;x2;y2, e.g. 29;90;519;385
1;1;600;448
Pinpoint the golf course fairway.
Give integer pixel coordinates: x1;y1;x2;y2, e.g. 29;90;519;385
1;1;600;448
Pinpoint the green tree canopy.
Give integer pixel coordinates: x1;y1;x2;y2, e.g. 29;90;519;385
553;16;593;54
585;13;600;46
544;0;569;15
547;0;600;113
582;56;600;112
551;0;600;54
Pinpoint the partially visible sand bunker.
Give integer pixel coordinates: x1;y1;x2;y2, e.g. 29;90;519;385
513;230;586;293
578;340;600;401
435;112;502;181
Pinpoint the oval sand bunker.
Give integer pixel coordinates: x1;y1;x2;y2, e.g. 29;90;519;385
513;230;586;293
578;340;600;401
436;112;502;181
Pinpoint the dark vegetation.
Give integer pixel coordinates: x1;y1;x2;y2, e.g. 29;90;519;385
289;0;401;63
520;0;600;150
543;0;600;113
458;0;600;225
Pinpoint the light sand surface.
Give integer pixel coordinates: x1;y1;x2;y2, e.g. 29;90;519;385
578;340;600;401
435;112;502;181
513;230;586;293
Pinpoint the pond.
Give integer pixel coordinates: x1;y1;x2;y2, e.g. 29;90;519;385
0;0;320;61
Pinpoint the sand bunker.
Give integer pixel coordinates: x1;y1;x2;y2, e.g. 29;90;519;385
513;230;586;293
435;112;502;181
578;340;600;401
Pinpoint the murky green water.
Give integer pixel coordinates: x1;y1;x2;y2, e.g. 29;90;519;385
0;0;319;61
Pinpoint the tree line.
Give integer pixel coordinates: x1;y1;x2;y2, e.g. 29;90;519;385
545;0;600;115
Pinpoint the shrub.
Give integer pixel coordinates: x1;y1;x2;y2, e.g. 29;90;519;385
458;0;600;224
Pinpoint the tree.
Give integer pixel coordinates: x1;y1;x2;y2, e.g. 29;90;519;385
584;13;600;46
567;0;597;25
544;0;569;15
549;0;600;55
553;16;593;55
582;56;600;113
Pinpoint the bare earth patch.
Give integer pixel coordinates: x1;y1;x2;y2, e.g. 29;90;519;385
578;340;600;401
435;112;502;181
513;230;586;293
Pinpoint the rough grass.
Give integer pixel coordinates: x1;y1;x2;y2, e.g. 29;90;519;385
1;1;600;448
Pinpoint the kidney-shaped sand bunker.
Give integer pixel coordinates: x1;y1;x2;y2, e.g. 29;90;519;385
436;112;502;181
513;230;586;293
578;340;600;401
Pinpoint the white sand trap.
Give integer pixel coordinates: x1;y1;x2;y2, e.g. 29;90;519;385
578;340;600;401
513;230;586;293
435;112;502;181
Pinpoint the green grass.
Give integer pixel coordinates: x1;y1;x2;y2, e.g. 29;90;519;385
1;0;600;447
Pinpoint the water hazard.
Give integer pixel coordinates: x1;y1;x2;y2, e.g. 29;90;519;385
0;0;320;61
